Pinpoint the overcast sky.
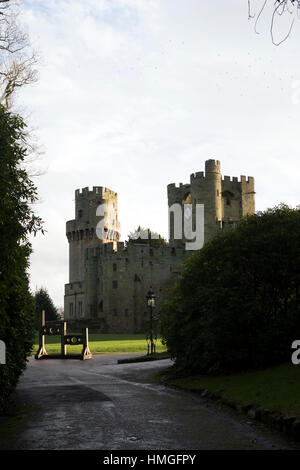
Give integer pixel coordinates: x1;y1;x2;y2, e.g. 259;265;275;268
18;0;300;308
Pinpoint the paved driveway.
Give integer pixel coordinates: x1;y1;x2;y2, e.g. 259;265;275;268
6;354;298;450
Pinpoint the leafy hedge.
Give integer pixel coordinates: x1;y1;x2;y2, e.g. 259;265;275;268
0;249;35;411
160;205;300;375
0;106;43;412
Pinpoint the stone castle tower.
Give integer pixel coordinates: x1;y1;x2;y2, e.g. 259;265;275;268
65;187;120;319
64;160;255;332
168;159;255;245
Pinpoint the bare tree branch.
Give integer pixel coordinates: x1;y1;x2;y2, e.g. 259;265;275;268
0;0;39;108
249;0;300;45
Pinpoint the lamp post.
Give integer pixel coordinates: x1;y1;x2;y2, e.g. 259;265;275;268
146;287;156;355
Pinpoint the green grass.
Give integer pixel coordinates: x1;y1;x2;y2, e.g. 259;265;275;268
31;333;167;355
166;363;300;418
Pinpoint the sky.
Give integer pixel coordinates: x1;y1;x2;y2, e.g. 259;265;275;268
16;0;300;308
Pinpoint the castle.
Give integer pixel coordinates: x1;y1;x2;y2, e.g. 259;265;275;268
64;159;255;333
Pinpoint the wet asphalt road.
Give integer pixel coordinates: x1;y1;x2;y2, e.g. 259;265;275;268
8;354;299;450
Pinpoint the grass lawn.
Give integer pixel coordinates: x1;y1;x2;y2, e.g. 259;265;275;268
165;363;300;418
31;333;167;355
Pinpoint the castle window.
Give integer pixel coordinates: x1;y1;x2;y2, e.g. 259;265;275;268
69;303;74;317
112;280;118;289
78;301;83;317
125;308;129;317
113;263;117;272
78;209;83;218
113;308;118;316
223;190;234;206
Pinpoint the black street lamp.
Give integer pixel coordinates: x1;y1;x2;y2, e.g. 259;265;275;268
146;287;156;355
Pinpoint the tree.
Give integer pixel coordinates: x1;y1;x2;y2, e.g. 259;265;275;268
0;104;43;411
160;204;300;376
34;287;59;325
0;0;38;108
248;0;300;45
127;226;168;248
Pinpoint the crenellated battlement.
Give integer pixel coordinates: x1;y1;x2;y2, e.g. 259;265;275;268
190;171;205;180
205;159;221;173
167;182;188;189
222;175;254;183
65;281;85;294
240;175;254;184
66;227;97;243
223;175;233;182
75;186;117;198
167;182;191;205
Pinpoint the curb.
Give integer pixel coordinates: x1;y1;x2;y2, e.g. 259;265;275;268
118;353;171;364
160;380;300;442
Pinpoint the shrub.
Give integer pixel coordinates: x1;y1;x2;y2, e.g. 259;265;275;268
0;105;43;411
160;205;300;375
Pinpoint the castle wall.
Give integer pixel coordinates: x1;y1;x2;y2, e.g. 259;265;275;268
95;242;188;333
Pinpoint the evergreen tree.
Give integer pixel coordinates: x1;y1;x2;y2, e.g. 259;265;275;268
34;287;59;324
127;226;167;247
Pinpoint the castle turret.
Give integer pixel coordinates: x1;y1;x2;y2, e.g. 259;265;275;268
189;159;222;243
66;186;120;284
65;186;120;319
169;159;255;246
240;176;255;216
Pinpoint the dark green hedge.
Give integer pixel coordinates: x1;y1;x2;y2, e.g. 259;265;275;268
0;105;43;412
160;205;300;375
0;246;35;411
